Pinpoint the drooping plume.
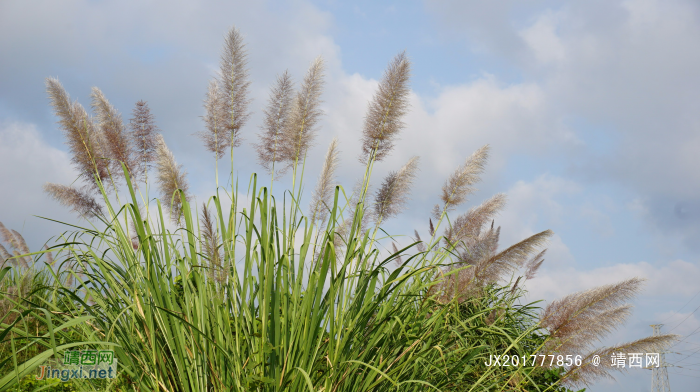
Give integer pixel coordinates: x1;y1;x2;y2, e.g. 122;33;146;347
310;138;340;224
539;277;647;359
437;145;490;218
90;87;134;177
44;183;104;220
218;27;252;149
373;156;420;222
360;52;411;163
128;100;159;181
433;229;552;302
46;77;110;190
283;57;325;166
561;334;678;388
154;135;190;224
256;70;294;176
524;249;546;280
198;80;229;159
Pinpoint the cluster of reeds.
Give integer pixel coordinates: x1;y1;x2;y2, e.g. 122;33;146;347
0;26;678;392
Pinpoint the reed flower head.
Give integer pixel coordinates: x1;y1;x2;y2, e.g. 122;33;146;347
0;221;31;269
444;193;506;247
373;156;420;222
129;100;160;181
218;26;252;148
524;249;546;280
154;134;190;224
46;77;110;190
282;57;325;166
360;52;411;163
413;229;426;252
199;80;229;159
437;145;489;218
43;183;104;220
90;87;134;177
540;277;647;359
310;138;340;225
562;334;678;387
255;70;294;175
200;204;226;283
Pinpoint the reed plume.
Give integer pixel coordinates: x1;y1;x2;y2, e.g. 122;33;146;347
373;156;420;223
200;204;225;283
46;77;110;191
198;80;229;159
444;193;506;247
360;52;411;163
539;277;648;359
129;100;160;181
218;27;252;149
413;230;426;252
560;333;678;387
524;249;546;280
0;222;31;269
90;87;134;177
154;134;190;224
435;229;551;302
282;57;325;167
436;145;489;218
255;70;294;177
310;138;340;224
43;183;104;219
392;242;403;265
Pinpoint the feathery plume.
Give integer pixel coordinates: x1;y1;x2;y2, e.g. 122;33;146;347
373;156;420;222
392;242;403;266
561;334;678;387
413;230;426;252
540;277;647;357
437;145;490;216
90;87;134;177
218;27;252;149
475;229;553;282
444;193;506;247
283;57;325;166
310;138;340;224
0;222;31;269
200;204;225;283
336;179;374;252
129;100;160;181
43;183;104;219
360;52;411;163
524;249;546;280
255;71;294;176
198;80;229;159
154;134;190;224
46;77;110;190
429;218;435;237
0;244;11;267
510;276;522;294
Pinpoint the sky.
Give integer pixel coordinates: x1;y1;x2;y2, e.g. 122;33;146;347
1;0;700;390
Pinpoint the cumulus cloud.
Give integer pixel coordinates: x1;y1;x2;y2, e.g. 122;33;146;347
0;121;77;248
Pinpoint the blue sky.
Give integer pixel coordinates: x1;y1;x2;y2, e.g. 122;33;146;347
1;1;700;390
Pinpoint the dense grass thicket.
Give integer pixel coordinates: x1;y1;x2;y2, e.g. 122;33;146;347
1;27;677;391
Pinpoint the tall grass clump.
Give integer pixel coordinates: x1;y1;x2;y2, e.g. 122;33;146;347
1;26;678;392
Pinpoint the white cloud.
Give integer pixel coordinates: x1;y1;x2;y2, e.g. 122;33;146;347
524;259;700;302
0;121;77;248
